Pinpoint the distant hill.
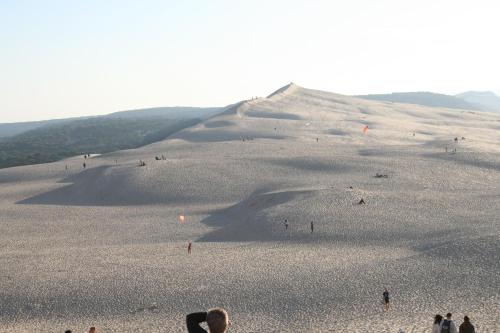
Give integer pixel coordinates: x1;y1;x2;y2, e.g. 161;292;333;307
356;92;480;110
455;91;500;112
107;106;221;119
0;106;222;169
0;118;83;138
0;107;221;138
0;117;204;169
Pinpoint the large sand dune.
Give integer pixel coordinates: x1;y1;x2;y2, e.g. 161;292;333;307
0;84;499;332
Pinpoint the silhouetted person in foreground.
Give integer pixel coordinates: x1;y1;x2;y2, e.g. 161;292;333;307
459;316;475;333
187;308;230;333
65;330;72;333
383;288;390;311
83;162;86;169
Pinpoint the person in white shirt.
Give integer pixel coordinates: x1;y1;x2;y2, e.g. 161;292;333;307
433;314;443;333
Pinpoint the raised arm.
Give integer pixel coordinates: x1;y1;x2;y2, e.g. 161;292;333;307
186;312;208;333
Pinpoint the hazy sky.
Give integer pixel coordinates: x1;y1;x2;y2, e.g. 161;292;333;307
1;0;499;122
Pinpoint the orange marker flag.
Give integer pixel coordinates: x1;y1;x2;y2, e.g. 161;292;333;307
363;125;369;134
179;215;186;223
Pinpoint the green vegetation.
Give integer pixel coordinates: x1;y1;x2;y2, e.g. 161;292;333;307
0;117;200;169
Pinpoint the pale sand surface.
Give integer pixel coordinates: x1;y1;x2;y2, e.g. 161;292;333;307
0;84;499;332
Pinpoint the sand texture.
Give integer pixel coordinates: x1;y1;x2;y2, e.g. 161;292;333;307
0;84;499;332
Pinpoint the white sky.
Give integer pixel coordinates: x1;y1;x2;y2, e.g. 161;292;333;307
1;0;499;122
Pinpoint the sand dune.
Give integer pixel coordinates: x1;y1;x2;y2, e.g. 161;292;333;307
0;84;499;332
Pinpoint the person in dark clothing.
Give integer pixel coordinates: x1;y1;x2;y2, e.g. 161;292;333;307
442;313;458;333
284;219;288;230
83;162;86;169
188;242;192;254
383;288;390;311
310;221;314;233
459;316;475;333
187;308;229;333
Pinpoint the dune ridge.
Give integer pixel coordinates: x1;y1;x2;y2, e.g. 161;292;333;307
0;83;499;332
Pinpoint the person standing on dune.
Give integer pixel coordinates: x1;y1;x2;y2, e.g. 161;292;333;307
188;242;192;254
459;316;475;333
383;288;390;311
433;314;443;333
284;219;288;231
310;221;314;233
442;313;458;333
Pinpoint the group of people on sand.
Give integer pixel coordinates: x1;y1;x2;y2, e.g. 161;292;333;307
185;308;477;333
433;313;476;333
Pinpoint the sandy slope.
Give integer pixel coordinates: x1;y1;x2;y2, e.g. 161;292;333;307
0;84;499;332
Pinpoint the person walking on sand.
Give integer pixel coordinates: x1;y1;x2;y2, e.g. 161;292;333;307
442;313;458;333
383;288;390;311
284;219;288;231
310;221;314;233
187;308;230;333
188;242;192;254
459;316;475;333
433;314;443;333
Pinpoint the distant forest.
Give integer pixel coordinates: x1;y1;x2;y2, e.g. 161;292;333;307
0;117;200;169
